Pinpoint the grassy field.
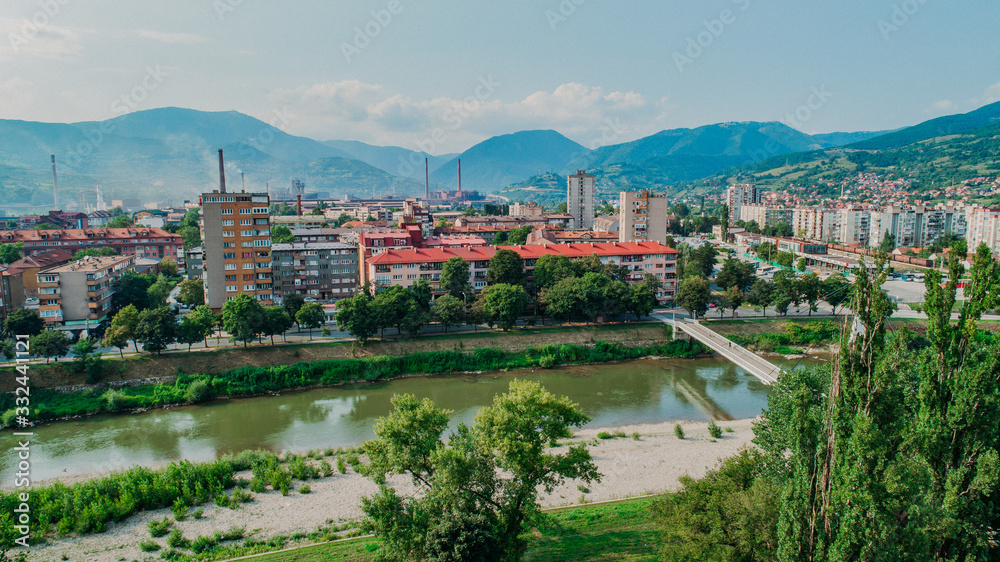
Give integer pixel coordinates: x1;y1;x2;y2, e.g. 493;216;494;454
231;497;659;562
0;323;672;392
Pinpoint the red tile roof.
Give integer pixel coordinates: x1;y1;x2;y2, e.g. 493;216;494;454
8;249;74;269
367;241;677;265
0;228;180;243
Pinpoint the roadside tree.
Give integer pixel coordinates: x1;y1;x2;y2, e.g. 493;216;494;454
483;283;528;331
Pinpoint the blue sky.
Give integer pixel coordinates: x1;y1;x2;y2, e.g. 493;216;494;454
1;0;997;154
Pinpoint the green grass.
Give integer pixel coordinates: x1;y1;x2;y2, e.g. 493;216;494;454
242;497;659;562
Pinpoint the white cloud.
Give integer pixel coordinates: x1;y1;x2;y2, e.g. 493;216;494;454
980;82;1000;105
924;99;955;114
0;19;91;61
134;30;207;45
269;80;666;153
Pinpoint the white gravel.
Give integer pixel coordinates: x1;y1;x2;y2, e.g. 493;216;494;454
25;417;757;561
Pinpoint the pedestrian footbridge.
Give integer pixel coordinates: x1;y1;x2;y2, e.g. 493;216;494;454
654;315;782;385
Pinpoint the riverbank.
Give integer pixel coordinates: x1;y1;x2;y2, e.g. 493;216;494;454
22;417;758;562
0;337;701;427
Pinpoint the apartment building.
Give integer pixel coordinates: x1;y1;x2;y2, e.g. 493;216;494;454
37;255;135;324
365;241;679;302
619;190;672;244
510;202;544;217
593;214;620;234
271;242;358;301
1;228;183;260
185;247;204;281
792;207;838;242
726;183;759;224
739;205;793;229
0;269;25;325
5;249;74;297
200;192;273;310
836;208;873;246
967;207;1000;255
566;170;595;230
401;198;432;231
869;205;971;249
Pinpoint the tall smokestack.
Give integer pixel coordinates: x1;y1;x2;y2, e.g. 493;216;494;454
457;158;461;194
218;149;227;193
241;172;245;193
424;158;429;200
296;194;302;216
51;155;58;208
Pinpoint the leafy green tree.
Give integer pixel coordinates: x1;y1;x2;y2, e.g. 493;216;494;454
359;380;599;561
336;290;379;345
29;329;70;363
71;338;102;382
878;230;895;253
714;258;755;292
135;306;177;354
270;225;296;243
106;304;141;353
486;249;525;287
690;243;719;279
491;231;509;245
424;512;500;562
439;257;472;301
754;241;778;263
4;309;43;338
506;225;533;245
723;285;744;318
71;247;117;261
431;294;464;333
146;275;173;309
113;271;153;311
625;279;659;320
262;306;294;345
532;254;574;292
539;277;583;324
0;242;22;264
746;279;773;317
179;208;200;229
179;226;201;249
188;305;216;346
158;258;178;277
176;280;205;306
774;251;795;269
222;294;265;346
676;276;711;319
602;279;631;320
400;299;431;336
295;302;326;340
373;285;415;335
798;272;821;315
102;324;130;357
107;215;132;228
410;279;433;311
282;293;306;325
821;274;851;315
483;283;528;331
795;257;807;272
177;312;212;351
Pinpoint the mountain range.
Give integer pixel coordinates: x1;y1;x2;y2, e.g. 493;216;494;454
0;101;997;213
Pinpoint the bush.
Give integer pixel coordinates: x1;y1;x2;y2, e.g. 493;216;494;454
171;498;189;520
184;379;214;403
538;355;556;369
139;539;161;552
337;457;347;474
674;424;685;440
298;484;311;494
102;389;131;412
190;535;218;554
192;508;204;519
424;512;500;562
166;528;189;549
708;420;722;439
148;517;172;538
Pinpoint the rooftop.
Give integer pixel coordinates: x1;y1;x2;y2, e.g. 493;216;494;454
42;255;133;274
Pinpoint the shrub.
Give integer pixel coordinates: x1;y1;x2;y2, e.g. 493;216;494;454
148;517;172;538
632;432;641;440
319;460;333;477
336;457;347;474
708;420;723;439
538;355;556;369
139;539;161;552
674;424;685;440
218;526;246;541
424;512;499;562
184;379;214;403
166;528;189;549
192;508;204;520
102;389;131;412
299;484;311;494
232;488;253;504
189;535;218;554
171;498;189;520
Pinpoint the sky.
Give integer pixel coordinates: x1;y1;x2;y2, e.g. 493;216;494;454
1;0;998;154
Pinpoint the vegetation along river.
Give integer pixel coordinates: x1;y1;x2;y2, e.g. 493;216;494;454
2;355;822;483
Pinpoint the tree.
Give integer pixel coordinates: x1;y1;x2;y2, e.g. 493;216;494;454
71;338;102;382
146;275;173;308
359;380;599;561
486;249;525;286
771;270;801;316
796;257;807;272
107;215;132;228
774;251;795;269
179;226;201;249
177;313;211;351
483;283;528;331
4;309;43;338
715;258;755;292
410;279;433;311
29;329;70;363
296;302;326;340
113;271;153;311
506;225;533;246
189;305;216;347
282;293;306;325
602;279;631;321
878;229;895;253
0;243;22;265
676;276;711;319
746;279;773;317
270;224;296;243
336;290;380;345
179;208;200;229
440;257;473;301
373;285;415;335
754;241;778;263
222;294;265;346
690;243;719;279
176;279;205;306
71;247;118;261
103;304;139;356
156;258;177;278
821;275;851;314
262;306;294;345
625;279;659;320
135;306;177;354
532;254;574;292
798;272;821;315
539;277;584;324
431;294;464;333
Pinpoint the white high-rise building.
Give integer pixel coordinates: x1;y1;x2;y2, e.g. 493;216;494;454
567;170;595;230
967;207;1000;255
726;183;759;224
792;207;838;241
836;208;873;246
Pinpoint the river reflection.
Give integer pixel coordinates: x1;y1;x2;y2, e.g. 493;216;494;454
1;356;822;482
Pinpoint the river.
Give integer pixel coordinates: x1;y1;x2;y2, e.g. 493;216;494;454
2;355;824;483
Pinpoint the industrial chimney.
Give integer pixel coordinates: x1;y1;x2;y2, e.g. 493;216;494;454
424;158;429;200
51;155;58;208
296;194;303;216
457;158;461;194
218;149;227;193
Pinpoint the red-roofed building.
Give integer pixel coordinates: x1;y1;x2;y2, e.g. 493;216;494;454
6;249;74;296
364;242;679;302
0;228;182;261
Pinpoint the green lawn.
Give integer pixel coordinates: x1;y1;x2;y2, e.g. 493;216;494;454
234;497;660;562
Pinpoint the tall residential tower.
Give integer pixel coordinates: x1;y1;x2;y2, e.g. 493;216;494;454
200;192;273;310
567;170;595;230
